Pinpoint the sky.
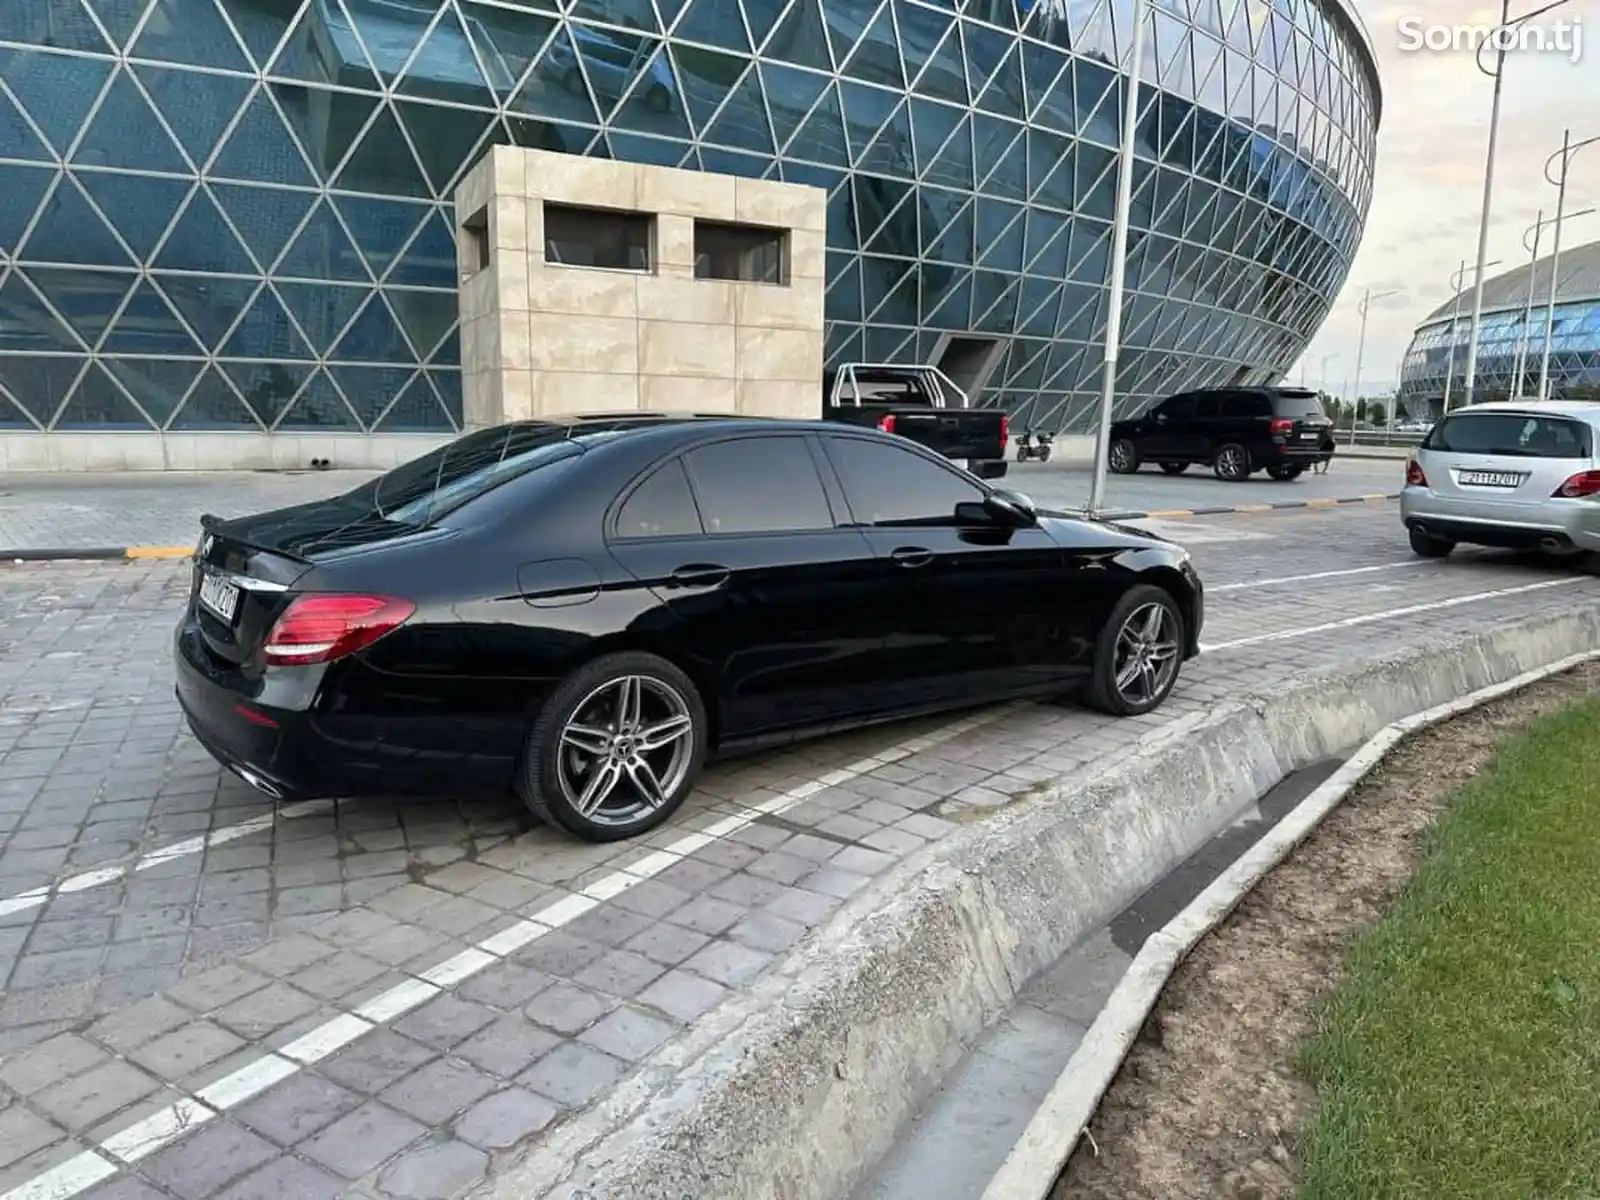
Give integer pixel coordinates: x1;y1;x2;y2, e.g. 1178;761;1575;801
1284;0;1599;399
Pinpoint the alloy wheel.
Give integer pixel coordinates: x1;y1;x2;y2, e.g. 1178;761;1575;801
555;674;696;828
1110;441;1134;472
1112;602;1180;706
1217;446;1246;479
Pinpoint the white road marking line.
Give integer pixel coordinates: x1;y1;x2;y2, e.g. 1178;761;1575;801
0;705;1013;1200
1199;578;1578;652
1207;559;1428;592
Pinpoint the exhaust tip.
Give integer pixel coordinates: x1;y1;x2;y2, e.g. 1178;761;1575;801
233;766;284;800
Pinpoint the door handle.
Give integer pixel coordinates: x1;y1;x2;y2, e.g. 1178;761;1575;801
668;563;730;588
890;546;934;568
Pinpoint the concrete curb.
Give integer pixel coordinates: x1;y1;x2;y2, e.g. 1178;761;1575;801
479;605;1600;1200
977;646;1600;1200
0;493;1400;563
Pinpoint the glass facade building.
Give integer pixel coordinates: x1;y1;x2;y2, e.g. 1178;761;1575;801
0;0;1379;441
1399;239;1600;414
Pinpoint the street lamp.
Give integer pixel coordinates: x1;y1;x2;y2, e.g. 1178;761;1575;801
1087;0;1150;515
1348;287;1401;443
1538;129;1600;400
1316;353;1340;409
1444;258;1503;412
1462;0;1571;408
1517;206;1595;398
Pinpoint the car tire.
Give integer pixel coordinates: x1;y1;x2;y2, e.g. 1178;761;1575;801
1266;464;1304;481
1408;527;1454;559
1082;583;1186;717
1158;461;1187;475
1213;443;1251;481
519;651;708;843
1109;438;1140;474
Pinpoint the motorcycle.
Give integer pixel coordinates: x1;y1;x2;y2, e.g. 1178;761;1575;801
1014;430;1054;462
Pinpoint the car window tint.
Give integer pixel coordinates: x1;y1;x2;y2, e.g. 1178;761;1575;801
824;437;984;525
1157;395;1193;419
684;437;833;534
1193;394;1221;418
1271;391;1324;418
614;459;702;538
1426;413;1593;458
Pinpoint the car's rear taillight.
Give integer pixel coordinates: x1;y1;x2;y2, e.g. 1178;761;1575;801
877;414;896;434
1268;418;1293;436
999;413;1009;448
263;594;415;666
1405;458;1427;487
1553;470;1600;498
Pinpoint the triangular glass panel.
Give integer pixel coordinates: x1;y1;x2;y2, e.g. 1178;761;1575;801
209;84;317;186
330;196;431;284
213;0;297;69
857;98;913;178
671;46;748;136
0;354;73;426
924;270;972;329
838;2;905;90
21;174;136;267
210;182;317;275
863;323;915;364
268;0;379;90
274;200;370;282
103;358;201;428
270;83;377;184
133;63;250;169
863;257;917;325
223;361;313;427
824;254;863;324
98;278;204;355
333;293;413;363
702;64;775;154
220;286;313;359
922;112;971;190
698;146;766;178
836;79;897;166
673;0;753;55
1026;129;1073;211
22;266;133;349
906;97;959;175
371;370;450;431
70;67;188;173
153;186;257;275
599;130;679;168
0;47;110;157
394;99;496;198
0;272;80;353
569;0;659;32
761;62;830;153
456;2;556;104
79;0;147;49
905;20;965;107
826;326;864;369
0;166;54;257
861;188;916;257
1017;278;1062;337
327;365;412;429
975;42;1025;118
275;282;371;354
1023;210;1069;278
0;84;51;163
2;3;111;52
396;5;491;103
609;45;692;140
277;369;359;430
1021;41;1066;121
153;273;258;350
387;211;458;289
332;102;432;198
971;112;1023;190
170;365;261;429
976;199;1024;273
962;21;1008;102
920;188;972;263
510;26;602;127
69;171;188;261
784;81;847;167
131;0;250;71
761;0;834;72
506;114;594;154
424;367;462;426
53;361;148;429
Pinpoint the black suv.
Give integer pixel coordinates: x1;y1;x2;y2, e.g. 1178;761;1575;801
1107;387;1336;482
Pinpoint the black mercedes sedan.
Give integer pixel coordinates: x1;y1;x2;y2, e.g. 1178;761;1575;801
175;415;1204;843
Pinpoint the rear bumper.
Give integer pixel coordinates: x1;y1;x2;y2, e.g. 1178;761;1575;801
1260;443;1334;466
1400;488;1600;551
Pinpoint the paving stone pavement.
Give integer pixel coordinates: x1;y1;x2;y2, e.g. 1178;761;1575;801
0;502;1594;1200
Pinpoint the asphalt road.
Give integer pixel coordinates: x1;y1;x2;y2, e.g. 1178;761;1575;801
0;502;1588;1200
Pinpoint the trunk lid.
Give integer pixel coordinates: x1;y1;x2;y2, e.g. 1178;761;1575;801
1415;409;1594;505
1271;389;1333;447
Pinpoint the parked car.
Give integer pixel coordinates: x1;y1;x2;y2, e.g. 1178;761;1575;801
1107;386;1336;481
824;363;1009;479
175;416;1204;843
1400;400;1600;559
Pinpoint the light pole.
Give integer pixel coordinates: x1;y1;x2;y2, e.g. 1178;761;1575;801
1087;0;1150;515
1518;206;1595;398
1462;0;1571;407
1316;352;1340;417
1348;287;1401;443
1444;258;1503;412
1538;129;1600;400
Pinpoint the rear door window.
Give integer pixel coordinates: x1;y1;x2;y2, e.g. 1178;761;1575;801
1271;391;1325;418
1192;394;1222;419
1425;413;1593;458
1155;394;1194;420
614;460;702;539
683;436;835;534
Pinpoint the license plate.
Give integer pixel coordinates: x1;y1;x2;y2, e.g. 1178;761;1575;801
1459;470;1522;488
1299;431;1318;440
949;458;971;472
198;573;240;623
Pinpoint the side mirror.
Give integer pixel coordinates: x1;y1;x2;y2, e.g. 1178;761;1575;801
957;488;1036;528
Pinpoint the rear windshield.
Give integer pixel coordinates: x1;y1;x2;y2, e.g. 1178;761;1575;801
353;425;586;526
1270;391;1325;418
1424;412;1593;459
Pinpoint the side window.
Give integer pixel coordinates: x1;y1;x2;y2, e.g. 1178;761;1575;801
823;437;984;525
1192;394;1222;419
614;459;702;539
683;437;834;534
1243;393;1274;417
1157;395;1194;420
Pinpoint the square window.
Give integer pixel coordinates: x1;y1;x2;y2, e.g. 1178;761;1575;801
693;221;788;284
544;204;653;272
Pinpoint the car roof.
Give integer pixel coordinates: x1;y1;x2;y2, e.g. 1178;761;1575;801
1444;400;1600;422
485;413;843;439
